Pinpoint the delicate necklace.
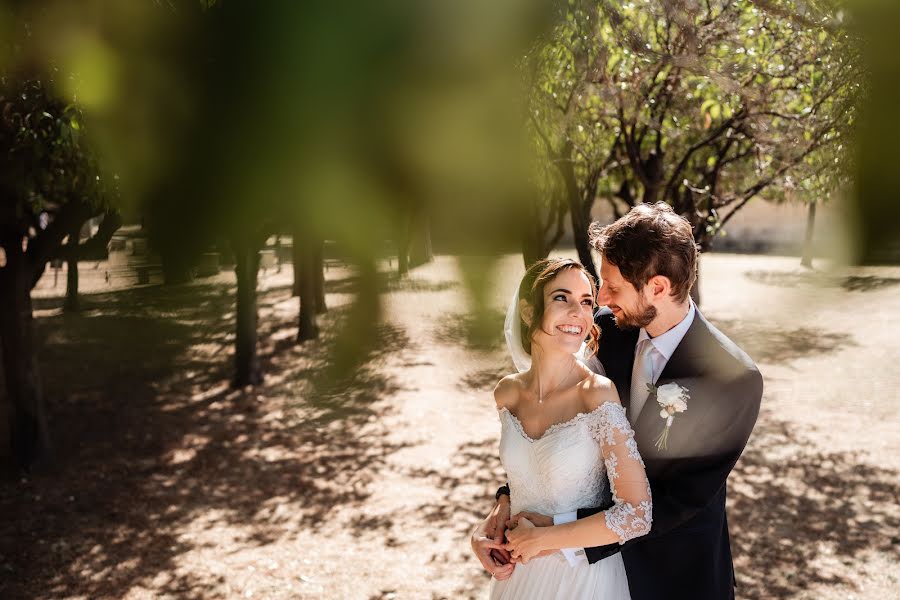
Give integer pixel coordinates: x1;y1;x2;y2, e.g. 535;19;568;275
537;360;578;405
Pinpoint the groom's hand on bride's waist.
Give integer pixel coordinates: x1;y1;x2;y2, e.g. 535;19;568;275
487;496;511;537
507;511;553;529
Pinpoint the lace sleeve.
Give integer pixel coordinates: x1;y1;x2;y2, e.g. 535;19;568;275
587;402;652;544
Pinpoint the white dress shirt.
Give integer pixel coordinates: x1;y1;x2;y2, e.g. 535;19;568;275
555;301;696;566
632;300;696;401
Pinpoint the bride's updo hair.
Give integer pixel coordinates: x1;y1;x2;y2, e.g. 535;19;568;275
518;258;600;356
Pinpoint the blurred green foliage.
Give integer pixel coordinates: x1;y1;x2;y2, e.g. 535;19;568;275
1;0;554;379
1;0;896;310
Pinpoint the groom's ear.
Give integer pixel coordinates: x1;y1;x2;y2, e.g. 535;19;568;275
647;275;673;300
518;299;533;327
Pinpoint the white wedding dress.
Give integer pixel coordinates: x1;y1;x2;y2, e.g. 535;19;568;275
488;401;652;600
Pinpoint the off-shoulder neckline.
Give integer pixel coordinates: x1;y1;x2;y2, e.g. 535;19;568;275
498;401;622;443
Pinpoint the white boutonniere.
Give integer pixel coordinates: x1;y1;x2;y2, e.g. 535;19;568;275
646;382;689;450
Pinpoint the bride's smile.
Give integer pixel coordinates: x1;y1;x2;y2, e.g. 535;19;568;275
556;324;583;335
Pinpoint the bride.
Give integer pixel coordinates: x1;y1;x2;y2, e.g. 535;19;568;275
474;258;652;600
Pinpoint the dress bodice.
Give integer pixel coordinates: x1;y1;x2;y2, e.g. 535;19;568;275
499;406;608;517
498;401;652;545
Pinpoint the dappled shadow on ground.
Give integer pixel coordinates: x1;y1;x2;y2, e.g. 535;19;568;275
405;437;503;599
713;319;855;365
743;269;900;292
458;366;510;393
434;309;507;352
410;438;504;527
325;270;459;296
729;410;900;599
282;320;411;427
0;279;411;599
841;275;900;292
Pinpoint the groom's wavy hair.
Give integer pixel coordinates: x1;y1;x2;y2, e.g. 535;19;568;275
589;202;699;303
519;258;601;356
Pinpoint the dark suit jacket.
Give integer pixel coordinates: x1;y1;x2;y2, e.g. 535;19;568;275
579;306;763;600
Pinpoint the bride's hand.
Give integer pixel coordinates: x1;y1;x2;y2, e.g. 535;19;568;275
471;526;514;579
504;517;550;564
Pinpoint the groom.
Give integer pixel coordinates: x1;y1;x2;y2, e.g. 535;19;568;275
473;202;763;600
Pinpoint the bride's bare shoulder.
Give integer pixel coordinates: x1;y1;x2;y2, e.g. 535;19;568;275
579;371;621;412
494;373;525;410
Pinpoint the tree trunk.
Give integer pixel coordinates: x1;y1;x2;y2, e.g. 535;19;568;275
521;189;565;268
0;344;7;464
292;235;301;297
64;227;80;312
274;235;282;274
160;246;194;286
232;238;263;387
642;184;660;204
521;215;548;269
690;254;702;307
557;142;598;280
0;228;52;472
640;151;664;204
408;210;433;268
296;236;320;342
615;180;636;208
569;208;596;280
397;222;410;277
562;191;596;280
800;201;817;268
522;238;543;270
313;239;326;314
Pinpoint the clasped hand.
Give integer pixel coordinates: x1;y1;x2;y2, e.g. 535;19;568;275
503;511;556;564
472;505;558;579
471;500;515;579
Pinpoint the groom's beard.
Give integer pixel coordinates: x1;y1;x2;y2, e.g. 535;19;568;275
612;300;657;330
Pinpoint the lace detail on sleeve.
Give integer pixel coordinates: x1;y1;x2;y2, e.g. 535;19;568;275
587;402;653;544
